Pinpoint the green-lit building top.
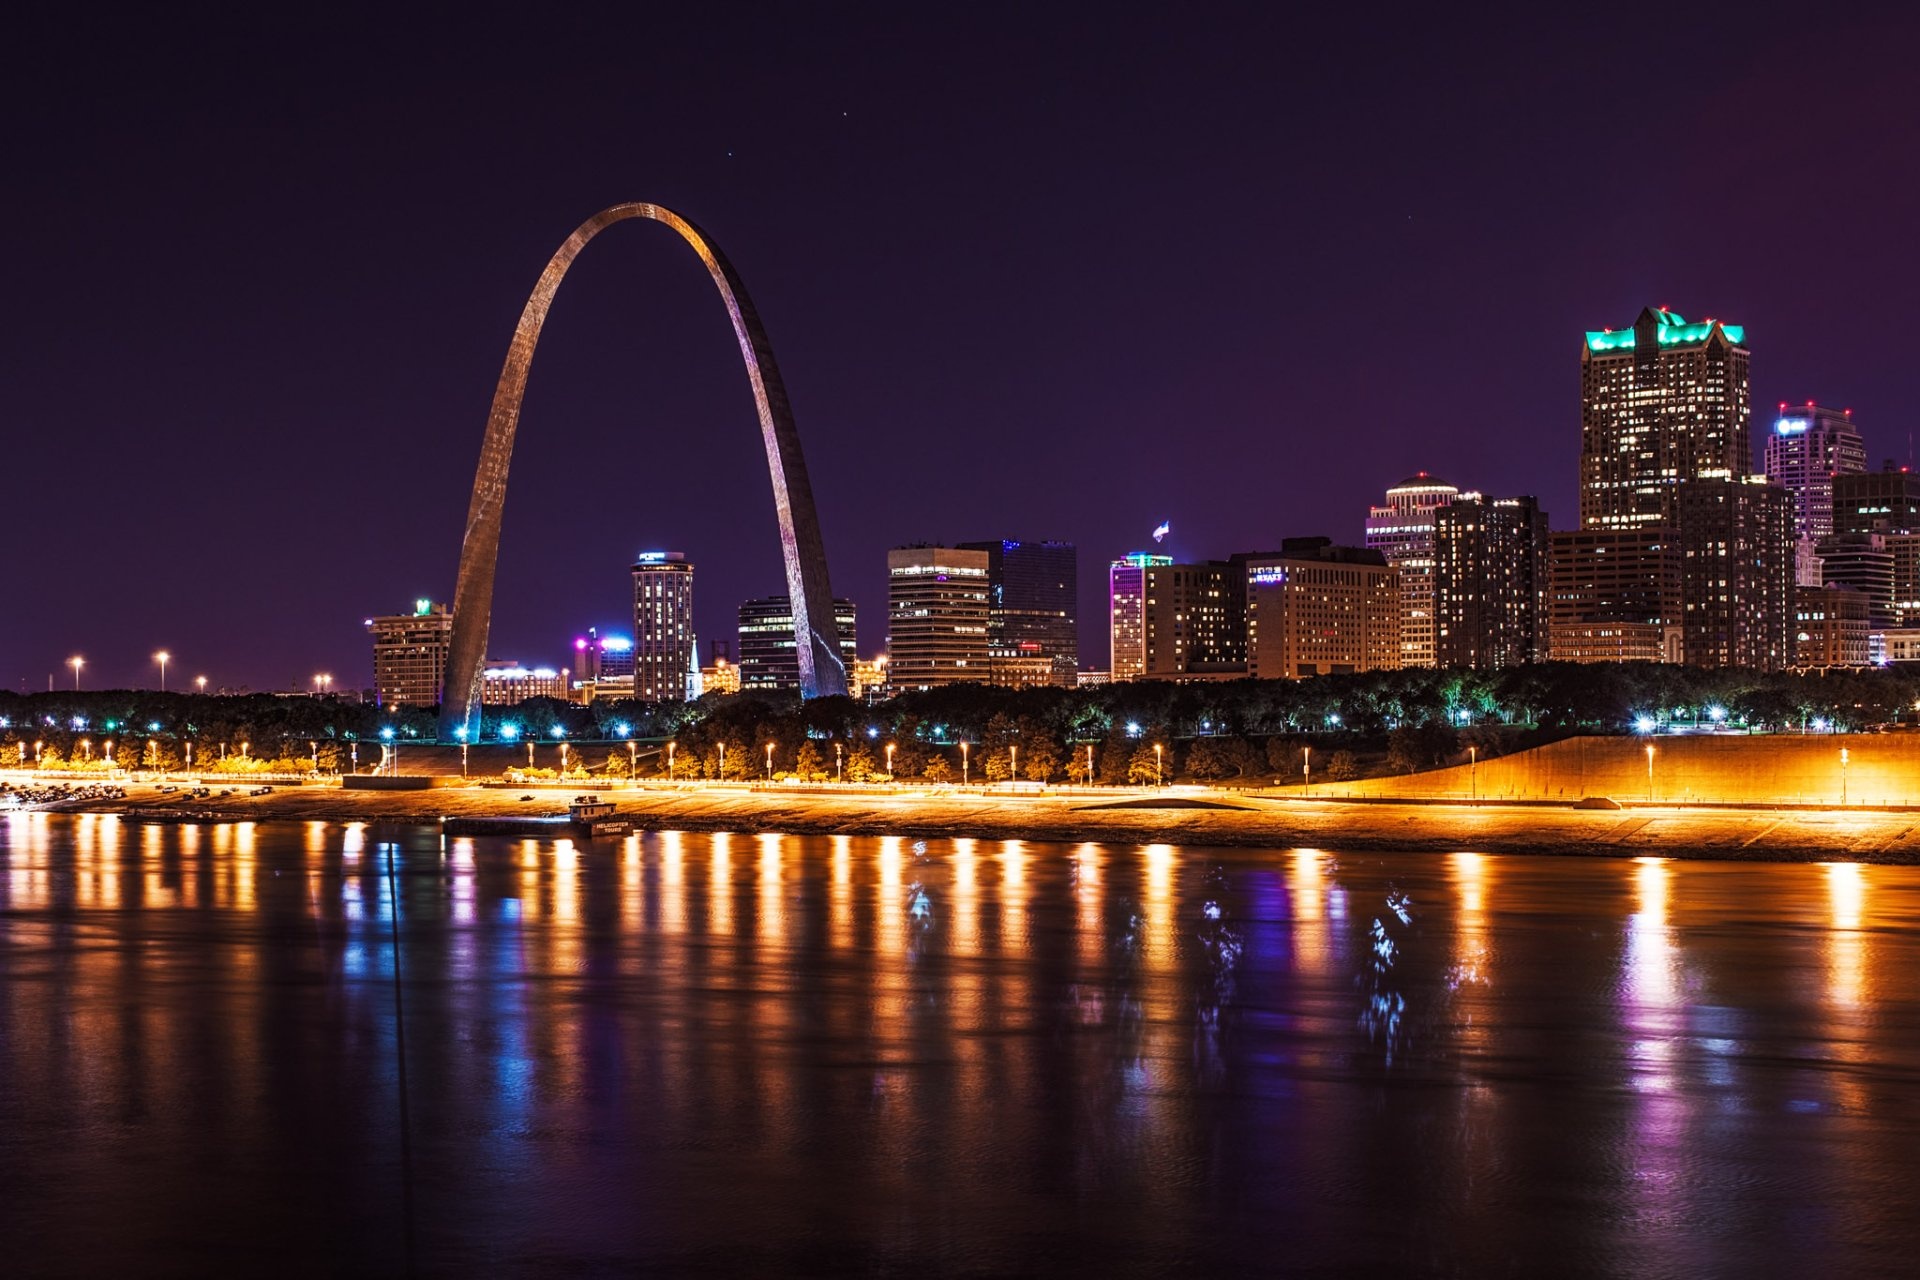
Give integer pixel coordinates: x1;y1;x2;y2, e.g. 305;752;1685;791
1584;309;1746;354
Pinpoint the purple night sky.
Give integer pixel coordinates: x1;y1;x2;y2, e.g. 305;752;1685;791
4;8;1918;692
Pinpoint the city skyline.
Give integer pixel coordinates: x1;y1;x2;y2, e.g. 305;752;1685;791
5;11;1919;690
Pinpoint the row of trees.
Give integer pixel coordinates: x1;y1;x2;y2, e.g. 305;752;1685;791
6;663;1918;780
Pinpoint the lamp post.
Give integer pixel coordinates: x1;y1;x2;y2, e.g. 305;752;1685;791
527;742;535;768
184;741;193;770
765;741;774;781
69;656;84;690
961;741;970;786
834;741;843;783
1646;743;1655;804
559;742;568;774
195;676;207;694
310;740;318;773
1087;743;1095;787
154;651;169;692
628;740;637;780
462;740;470;779
1841;746;1850;807
1469;745;1477;803
1009;743;1018;784
719;743;726;781
886;742;896;783
1303;746;1311;792
1154;743;1163;787
667;741;676;782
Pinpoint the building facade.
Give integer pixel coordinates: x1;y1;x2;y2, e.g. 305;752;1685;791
1108;553;1171;681
631;552;696;702
480;661;568;705
737;595;858;691
1364;473;1461;669
1675;478;1795;670
886;546;991;691
1813;533;1896;629
1244;539;1399;679
1547;528;1683;663
957;539;1078;687
1833;462;1920;536
1139;560;1247;679
1433;496;1550;669
1794;585;1872;669
367;600;454;708
1764;403;1866;584
1580;308;1750;530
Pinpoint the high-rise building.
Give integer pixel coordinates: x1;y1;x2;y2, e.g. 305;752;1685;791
957;539;1078;687
1244;538;1399;679
1365;473;1461;669
1434;496;1550;669
1108;552;1172;681
1833;462;1920;536
631;551;695;702
737;595;858;691
1547;529;1683;663
1764;404;1866;584
1794;585;1872;669
1674;477;1795;670
1813;533;1896;629
367;600;454;708
886;546;991;691
1137;560;1247;680
1580;308;1750;530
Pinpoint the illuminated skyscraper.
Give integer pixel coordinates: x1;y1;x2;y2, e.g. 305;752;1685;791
1674;477;1794;670
1244;539;1399;678
1365;473;1460;668
631;552;695;702
1580;308;1750;530
367;599;453;708
1434;496;1550;669
886;546;991;691
737;595;858;691
957;539;1078;686
1764;403;1866;584
1107;552;1171;681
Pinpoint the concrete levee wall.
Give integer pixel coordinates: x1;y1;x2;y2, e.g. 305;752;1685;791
1338;734;1920;807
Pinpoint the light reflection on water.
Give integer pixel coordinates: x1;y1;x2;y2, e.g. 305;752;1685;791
0;818;1917;1274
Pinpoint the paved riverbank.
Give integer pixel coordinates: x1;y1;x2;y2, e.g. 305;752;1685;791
31;781;1920;863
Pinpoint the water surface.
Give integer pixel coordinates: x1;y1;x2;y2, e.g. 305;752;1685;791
2;813;1916;1275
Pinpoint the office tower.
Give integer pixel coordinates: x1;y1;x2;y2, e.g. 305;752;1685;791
1674;478;1795;670
957;539;1078;686
1764;404;1866;583
1109;552;1172;680
1131;560;1247;679
631;551;695;702
737;595;858;691
1365;473;1460;669
886;546;991;691
1813;533;1896;628
1244;538;1399;678
366;599;454;708
1580;308;1750;530
1795;585;1872;669
1433;496;1550;669
1832;462;1920;535
1547;529;1683;663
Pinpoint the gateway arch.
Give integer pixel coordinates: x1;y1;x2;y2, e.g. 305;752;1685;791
440;203;848;741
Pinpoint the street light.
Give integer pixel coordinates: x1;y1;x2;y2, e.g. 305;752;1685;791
1841;746;1850;806
154;651;170;692
765;741;775;781
1154;743;1163;787
1009;743;1018;784
195;675;207;694
1646;743;1655;803
718;743;726;780
1087;743;1095;787
1469;745;1477;803
886;742;896;783
1303;745;1311;792
69;656;84;690
313;673;333;696
834;741;843;783
310;740;318;772
667;741;676;782
961;741;969;785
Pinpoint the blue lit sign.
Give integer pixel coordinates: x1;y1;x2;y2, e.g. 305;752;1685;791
1776;418;1809;435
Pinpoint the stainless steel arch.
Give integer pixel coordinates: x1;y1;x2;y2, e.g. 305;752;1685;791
439;204;848;741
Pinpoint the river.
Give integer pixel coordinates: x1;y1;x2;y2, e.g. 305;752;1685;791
1;813;1915;1275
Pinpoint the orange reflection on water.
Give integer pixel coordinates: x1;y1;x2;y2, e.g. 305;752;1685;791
1825;862;1866;1010
950;838;980;955
1075;843;1103;966
757;832;787;949
876;836;905;959
829;835;852;952
708;833;733;936
998;840;1029;952
660;831;687;933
